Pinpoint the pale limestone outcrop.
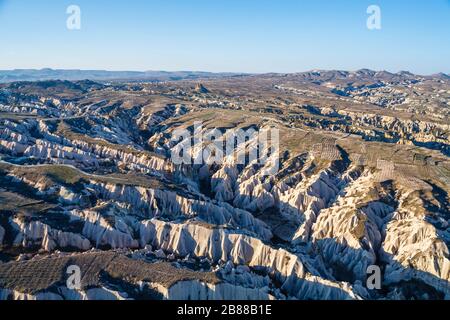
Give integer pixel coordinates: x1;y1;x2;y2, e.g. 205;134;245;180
139;219;364;300
309;173;392;281
89;181;272;240
381;187;450;295
67;208;139;249
281;170;340;242
0;289;64;301
159;280;275;300
337;110;450;147
0;287;129;301
23;139;99;168
10;218;91;252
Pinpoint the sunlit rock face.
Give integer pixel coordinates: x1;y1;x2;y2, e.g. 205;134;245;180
0;72;449;300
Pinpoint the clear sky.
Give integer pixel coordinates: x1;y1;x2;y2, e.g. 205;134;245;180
0;0;449;74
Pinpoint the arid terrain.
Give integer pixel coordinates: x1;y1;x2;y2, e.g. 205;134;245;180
0;70;449;300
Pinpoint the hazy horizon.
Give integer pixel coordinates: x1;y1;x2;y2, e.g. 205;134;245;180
0;67;448;77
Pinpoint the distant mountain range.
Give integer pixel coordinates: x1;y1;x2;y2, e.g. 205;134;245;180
0;69;244;83
0;68;448;84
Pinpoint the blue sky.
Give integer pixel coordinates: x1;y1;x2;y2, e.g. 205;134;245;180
0;0;449;74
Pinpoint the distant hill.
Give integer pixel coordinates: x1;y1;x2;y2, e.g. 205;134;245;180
1;68;447;84
0;68;245;83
